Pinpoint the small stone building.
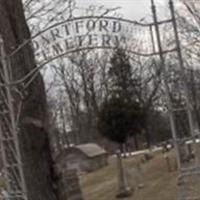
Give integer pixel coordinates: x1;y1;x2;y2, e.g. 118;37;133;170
55;143;108;174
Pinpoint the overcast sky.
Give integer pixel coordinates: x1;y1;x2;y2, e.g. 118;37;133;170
76;0;170;21
43;0;183;89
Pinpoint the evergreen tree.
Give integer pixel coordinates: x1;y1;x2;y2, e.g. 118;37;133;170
98;93;143;145
109;48;133;100
98;48;144;146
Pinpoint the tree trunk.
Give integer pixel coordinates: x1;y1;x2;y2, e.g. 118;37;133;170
133;134;139;150
0;1;58;199
144;125;151;149
143;112;151;149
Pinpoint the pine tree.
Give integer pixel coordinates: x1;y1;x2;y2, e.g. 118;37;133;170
98;93;143;145
98;48;144;146
109;48;133;100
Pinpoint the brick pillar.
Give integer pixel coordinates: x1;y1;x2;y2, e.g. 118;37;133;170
58;169;84;200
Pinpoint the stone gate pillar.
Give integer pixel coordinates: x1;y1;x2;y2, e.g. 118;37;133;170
58;169;84;200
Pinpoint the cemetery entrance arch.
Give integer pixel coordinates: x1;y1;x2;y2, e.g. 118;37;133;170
0;1;199;200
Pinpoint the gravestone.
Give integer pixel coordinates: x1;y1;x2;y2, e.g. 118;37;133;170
179;143;188;163
164;154;172;172
179;142;194;163
135;161;144;188
116;150;133;198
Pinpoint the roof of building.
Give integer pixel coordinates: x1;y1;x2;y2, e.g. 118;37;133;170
75;143;107;158
55;143;107;162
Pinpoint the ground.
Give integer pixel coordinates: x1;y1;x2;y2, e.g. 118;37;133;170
80;150;178;200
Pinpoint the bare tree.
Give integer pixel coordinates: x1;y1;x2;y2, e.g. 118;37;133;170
23;0;76;34
47;50;111;146
127;55;163;148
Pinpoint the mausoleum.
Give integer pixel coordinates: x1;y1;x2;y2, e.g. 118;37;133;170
55;143;108;174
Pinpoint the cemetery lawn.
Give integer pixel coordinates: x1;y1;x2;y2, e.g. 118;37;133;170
80;150;178;200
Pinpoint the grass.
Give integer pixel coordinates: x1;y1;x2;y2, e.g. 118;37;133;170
80;150;178;200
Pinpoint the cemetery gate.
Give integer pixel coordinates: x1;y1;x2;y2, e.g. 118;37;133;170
0;0;199;199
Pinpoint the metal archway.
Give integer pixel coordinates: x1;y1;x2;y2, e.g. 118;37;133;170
0;0;199;199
